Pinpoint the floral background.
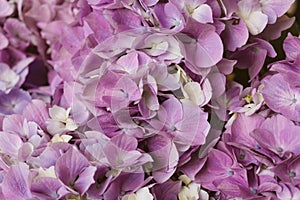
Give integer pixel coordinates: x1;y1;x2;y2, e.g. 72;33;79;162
0;0;300;199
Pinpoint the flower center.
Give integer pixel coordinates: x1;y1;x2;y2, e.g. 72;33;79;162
243;94;253;104
186;5;195;15
276;147;283;152
289;171;296;177
169;125;176;131
251;188;257;194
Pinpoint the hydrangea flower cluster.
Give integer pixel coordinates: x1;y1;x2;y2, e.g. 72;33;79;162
0;0;299;199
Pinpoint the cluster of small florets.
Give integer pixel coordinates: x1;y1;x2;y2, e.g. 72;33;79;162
0;0;299;199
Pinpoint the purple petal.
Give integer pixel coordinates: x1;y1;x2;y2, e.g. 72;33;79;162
0;89;31;115
74;165;97;194
148;135;179;183
259;16;295;41
31;177;68;200
152;181;181;200
180;23;223;69
0;131;22;158
252;114;300;156
104;9;142;32
38;143;72;168
229;113;264;150
231;39;276;79
283;33;300;61
83;11;113;43
141;0;159;7
261;74;300;121
4;18;32;49
175;100;210;146
260;0;294;24
22;100;49;130
0;0;14;17
55;148;95;194
216;59;236;75
221;18;249;51
0;31;9;50
2;163;32;200
154;2;185;32
159;97;183;126
189;4;213;24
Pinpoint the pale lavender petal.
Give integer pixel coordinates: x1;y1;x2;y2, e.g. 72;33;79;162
179;23;223;69
0;63;19;93
61;26;84;54
83;11;113;43
229;113;264;150
0;0;14;17
159;97;183;126
110;133;138;151
252;114;300;157
4;18;32;49
2;163;32;200
55;148;94;193
207;72;226;98
154;2;185;32
261;74;300;121
283;33;300;61
0;131;22;158
260;0;295;24
31;177;68;200
191;4;213;24
74;165;97;194
141;0;159;6
104;9;142;32
237;0;268;35
148;135;179;183
175;100;210;146
277;183;300;200
22;100;49;130
18;142;34;161
0;32;8;50
0;89;31;115
38;143;72;168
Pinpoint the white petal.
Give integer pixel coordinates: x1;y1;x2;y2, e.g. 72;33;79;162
122;194;137;200
46;119;65;135
49;105;68;121
136;187;153;200
145;41;169;56
237;0;268;35
183;82;205;106
37;166;56;178
50;134;72;143
199;189;209;200
65;118;78;131
244;10;268;35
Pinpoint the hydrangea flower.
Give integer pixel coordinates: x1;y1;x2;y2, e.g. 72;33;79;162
0;0;298;199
